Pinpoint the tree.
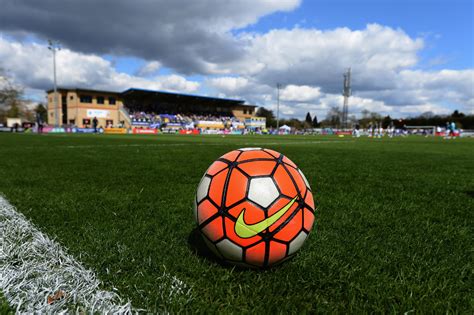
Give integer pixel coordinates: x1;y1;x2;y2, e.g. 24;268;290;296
312;115;319;128
305;112;312;124
382;115;392;128
361;109;370;119
420;111;434;119
369;111;382;121
7;102;20;118
451;110;465;118
325;106;342;127
256;107;276;127
0;70;24;122
286;118;304;129
35;104;47;122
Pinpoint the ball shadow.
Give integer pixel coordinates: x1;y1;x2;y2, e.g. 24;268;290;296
187;227;227;267
187;227;286;271
187;227;255;271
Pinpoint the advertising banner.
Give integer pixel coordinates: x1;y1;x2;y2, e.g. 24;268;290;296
42;127;70;133
72;128;101;133
196;121;224;129
131;121;150;126
335;131;352;135
87;109;110;118
104;128;127;134
179;129;200;135
133;128;158;134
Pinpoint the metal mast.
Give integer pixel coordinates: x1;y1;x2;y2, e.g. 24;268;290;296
276;83;282;131
342;67;351;129
48;40;61;127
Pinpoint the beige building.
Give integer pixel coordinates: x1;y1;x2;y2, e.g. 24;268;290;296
47;87;260;128
47;88;130;128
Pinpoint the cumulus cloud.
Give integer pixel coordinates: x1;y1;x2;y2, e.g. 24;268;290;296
0;0;472;118
0;37;199;99
0;0;300;74
234;24;424;92
136;61;161;77
208;24;472;118
206;77;249;94
280;85;321;102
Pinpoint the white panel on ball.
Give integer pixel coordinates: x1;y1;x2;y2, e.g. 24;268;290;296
196;176;211;202
288;231;308;255
216;239;243;261
298;169;311;190
202;236;223;259
248;177;279;208
238;147;262;151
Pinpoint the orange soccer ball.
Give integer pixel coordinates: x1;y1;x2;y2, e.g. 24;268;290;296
194;148;315;268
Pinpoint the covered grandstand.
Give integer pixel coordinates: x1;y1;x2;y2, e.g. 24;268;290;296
122;88;255;118
46;87;261;131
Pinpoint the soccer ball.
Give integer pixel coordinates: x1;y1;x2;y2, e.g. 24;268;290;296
194;148;315;268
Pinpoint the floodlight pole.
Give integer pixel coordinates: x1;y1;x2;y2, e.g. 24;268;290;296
48;40;61;127
276;83;282;131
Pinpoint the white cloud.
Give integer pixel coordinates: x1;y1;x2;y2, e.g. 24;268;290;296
206;77;249;93
136;61;161;77
280;85;321;102
0;37;199;100
1;4;472;120
0;0;301;74
232;24;424;91
207;24;472;118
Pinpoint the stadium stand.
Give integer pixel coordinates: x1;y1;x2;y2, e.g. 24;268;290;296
45;87;263;132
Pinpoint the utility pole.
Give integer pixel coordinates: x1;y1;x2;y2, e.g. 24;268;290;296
342;67;351;129
48;40;61;127
276;83;282;131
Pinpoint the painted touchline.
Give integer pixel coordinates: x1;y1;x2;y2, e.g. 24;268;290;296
0;195;191;313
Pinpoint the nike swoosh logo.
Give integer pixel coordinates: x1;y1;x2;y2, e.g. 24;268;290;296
235;196;298;238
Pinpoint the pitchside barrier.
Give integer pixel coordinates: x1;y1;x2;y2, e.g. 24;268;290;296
104;128;128;134
179;129;200;135
133;128;158;134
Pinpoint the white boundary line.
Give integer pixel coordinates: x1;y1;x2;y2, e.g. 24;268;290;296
38;140;352;149
0;195;134;313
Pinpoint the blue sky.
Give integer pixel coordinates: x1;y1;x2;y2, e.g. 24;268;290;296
108;0;473;75
245;0;473;70
0;0;472;118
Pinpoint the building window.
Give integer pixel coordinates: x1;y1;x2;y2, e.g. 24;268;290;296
97;96;105;104
108;97;116;105
80;95;92;103
83;118;91;126
243;109;247;114
70;95;74;100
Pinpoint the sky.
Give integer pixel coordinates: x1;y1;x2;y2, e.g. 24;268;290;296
0;0;472;119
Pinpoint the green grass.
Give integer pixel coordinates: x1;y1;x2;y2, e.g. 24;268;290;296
0;293;13;314
0;133;472;313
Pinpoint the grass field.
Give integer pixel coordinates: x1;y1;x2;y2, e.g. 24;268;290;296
0;133;472;313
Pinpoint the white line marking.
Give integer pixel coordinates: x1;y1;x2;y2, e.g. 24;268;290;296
0;195;134;313
22;140;355;149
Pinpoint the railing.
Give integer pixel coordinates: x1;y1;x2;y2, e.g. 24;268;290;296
118;105;132;128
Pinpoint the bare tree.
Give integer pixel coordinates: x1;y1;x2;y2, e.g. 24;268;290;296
0;70;24;122
325;106;342;128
